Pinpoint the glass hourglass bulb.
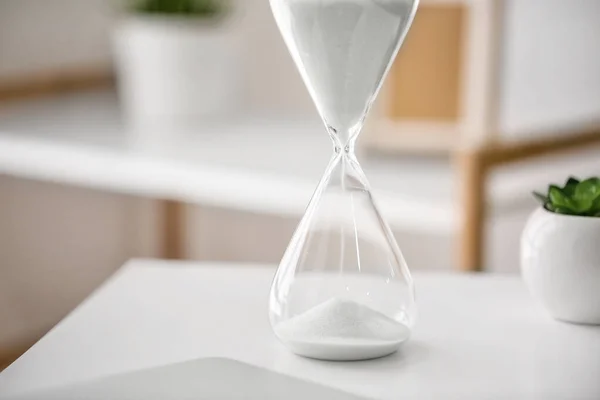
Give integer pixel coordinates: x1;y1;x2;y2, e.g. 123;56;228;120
268;0;419;361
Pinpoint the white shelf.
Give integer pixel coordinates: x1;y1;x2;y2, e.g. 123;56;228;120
1;90;599;235
0;91;456;233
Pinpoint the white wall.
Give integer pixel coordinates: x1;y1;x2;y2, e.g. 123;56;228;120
499;0;600;139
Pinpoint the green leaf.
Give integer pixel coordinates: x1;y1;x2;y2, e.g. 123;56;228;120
549;185;575;211
533;191;548;205
570;178;600;214
576;199;593;213
591;194;600;213
130;0;225;16
553;206;576;215
563;177;580;196
574;178;600;201
538;177;600;216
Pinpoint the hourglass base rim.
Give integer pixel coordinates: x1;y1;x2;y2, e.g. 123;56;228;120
280;337;408;361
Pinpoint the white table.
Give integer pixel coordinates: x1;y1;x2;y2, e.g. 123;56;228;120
1;260;599;399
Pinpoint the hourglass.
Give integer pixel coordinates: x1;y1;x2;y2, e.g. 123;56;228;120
268;0;419;361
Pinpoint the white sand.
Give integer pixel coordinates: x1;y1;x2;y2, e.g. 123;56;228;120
275;298;410;360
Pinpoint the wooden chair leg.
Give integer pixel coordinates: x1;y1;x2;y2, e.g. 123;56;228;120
457;151;487;272
162;200;185;260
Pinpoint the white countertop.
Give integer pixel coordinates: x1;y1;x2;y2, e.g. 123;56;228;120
1;260;598;399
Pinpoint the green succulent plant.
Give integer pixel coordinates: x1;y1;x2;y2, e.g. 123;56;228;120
130;0;226;17
534;177;600;217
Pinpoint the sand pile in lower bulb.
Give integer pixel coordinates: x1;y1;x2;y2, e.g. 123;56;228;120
275;298;409;344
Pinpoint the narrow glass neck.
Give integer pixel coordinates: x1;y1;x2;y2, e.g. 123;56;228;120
325;137;368;192
328;124;361;157
333;136;357;156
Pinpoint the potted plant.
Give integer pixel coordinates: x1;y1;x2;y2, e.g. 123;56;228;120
522;177;600;324
113;0;240;128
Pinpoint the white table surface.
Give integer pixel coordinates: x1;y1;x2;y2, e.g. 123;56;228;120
1;260;599;399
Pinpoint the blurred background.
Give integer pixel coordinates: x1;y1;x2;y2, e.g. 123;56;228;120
0;0;599;369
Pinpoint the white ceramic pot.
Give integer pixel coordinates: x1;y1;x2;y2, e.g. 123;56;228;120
113;15;241;127
521;207;600;324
